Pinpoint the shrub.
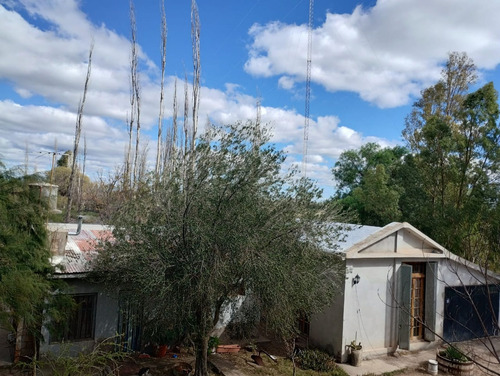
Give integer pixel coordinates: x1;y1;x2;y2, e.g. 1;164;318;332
296;348;336;372
18;337;128;376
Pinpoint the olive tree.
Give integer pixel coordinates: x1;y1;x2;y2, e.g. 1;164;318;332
93;123;345;376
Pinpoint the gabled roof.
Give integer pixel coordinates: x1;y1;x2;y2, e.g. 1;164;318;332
47;223;112;276
337;222;446;259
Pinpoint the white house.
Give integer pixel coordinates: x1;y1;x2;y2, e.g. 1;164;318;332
309;222;500;362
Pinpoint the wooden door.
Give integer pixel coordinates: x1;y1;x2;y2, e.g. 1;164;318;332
410;263;425;340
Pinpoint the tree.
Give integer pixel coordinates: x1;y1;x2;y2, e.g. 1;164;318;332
56;151;72;168
403;52;500;256
93;123;345;376
351;164;402;226
332;143;407;225
0;164;70;361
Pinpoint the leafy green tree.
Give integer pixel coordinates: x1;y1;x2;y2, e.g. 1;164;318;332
0;164;70;348
332;143;407;225
333;142;407;196
56;151;72;168
351;165;402;226
93;123;345;376
403;53;500;255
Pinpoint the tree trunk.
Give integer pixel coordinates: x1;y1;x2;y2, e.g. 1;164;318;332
194;335;209;376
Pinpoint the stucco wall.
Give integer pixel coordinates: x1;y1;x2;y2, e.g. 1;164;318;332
341;258;399;360
309;276;345;358
40;279;119;356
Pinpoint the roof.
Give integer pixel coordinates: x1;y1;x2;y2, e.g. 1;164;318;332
332;222;448;260
47;223;113;276
335;223;381;252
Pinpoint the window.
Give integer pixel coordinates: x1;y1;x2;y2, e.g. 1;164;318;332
52;294;97;342
298;313;310;336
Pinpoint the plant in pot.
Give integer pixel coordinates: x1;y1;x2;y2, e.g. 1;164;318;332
208;336;220;354
436;346;474;376
348;341;362;367
150;328;178;358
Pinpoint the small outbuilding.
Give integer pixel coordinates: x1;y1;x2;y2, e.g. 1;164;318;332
308;222;500;362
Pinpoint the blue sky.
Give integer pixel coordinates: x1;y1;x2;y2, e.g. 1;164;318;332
1;0;500;197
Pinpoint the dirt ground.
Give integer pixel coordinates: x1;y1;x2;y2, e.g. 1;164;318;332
1;337;499;376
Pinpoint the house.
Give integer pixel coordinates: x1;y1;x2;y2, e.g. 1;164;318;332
39;221;134;356
39;220;499;361
308;222;500;362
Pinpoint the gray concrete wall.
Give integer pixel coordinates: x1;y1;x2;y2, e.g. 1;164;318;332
40;279;119;356
309;274;345;359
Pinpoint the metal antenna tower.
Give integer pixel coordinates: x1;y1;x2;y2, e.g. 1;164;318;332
302;0;314;177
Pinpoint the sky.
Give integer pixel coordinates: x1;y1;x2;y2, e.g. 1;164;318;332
1;0;500;198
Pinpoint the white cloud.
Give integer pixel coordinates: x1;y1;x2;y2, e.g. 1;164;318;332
0;0;396;195
278;76;295;90
245;0;500;108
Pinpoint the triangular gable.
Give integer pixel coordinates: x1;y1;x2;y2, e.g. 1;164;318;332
345;222;446;259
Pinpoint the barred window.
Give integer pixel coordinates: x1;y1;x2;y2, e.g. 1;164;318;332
52;294;96;342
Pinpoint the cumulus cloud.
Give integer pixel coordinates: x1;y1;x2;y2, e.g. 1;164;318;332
0;0;394;193
278;76;295;90
245;0;500;108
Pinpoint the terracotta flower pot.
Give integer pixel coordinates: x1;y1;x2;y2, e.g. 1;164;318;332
155;344;169;358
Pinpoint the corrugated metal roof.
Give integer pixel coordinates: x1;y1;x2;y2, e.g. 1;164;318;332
47;223;113;275
334;224;382;253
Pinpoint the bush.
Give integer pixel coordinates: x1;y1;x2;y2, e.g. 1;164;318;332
296;348;337;372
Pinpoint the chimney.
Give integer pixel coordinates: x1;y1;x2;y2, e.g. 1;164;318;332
48;229;68;256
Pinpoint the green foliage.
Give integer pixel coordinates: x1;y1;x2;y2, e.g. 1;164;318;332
333;143;407;225
402;53;500;259
93;122;346;373
19;337;128;376
56;151;72;168
334;53;500;268
46;166;90;197
442;346;468;363
208;336;219;352
296;349;337;372
351;165;401;225
0;164;71;336
348;340;362;350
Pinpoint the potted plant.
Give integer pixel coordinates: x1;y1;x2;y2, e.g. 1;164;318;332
436;346;474;376
149;328;177;358
208;336;220;354
348;341;362;366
